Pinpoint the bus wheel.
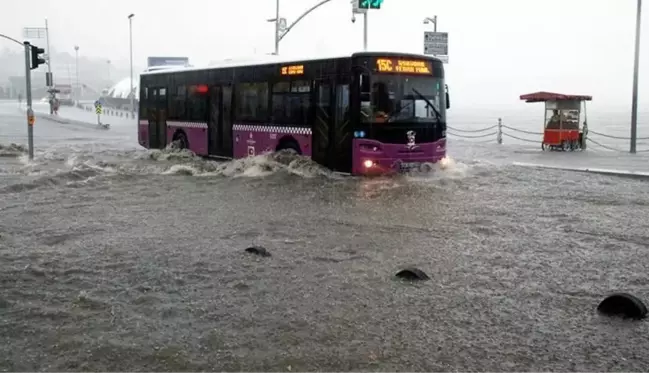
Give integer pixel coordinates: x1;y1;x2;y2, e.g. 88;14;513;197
173;131;189;150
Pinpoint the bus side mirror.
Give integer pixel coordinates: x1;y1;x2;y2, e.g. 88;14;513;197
445;84;450;109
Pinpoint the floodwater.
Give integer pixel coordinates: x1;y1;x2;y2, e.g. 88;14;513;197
1;103;649;371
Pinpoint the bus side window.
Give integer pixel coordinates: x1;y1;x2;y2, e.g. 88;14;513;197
271;80;310;125
168;85;186;120
235;82;269;122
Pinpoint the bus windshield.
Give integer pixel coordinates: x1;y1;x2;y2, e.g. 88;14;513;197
360;74;445;124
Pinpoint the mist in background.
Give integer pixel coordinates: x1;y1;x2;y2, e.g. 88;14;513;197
0;0;646;115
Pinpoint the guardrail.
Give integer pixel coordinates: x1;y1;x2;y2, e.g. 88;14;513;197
448;118;649;153
76;102;137;119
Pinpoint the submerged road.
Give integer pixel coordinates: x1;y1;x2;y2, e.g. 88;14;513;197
1;101;648;371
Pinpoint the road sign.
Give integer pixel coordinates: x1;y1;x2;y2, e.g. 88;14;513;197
147;56;189;68
28;114;35;126
23;27;47;39
95;102;102;114
423;31;449;63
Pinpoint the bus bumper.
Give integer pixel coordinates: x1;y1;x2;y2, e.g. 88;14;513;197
351;138;447;176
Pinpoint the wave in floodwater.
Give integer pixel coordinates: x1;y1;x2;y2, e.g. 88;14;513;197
0;143;27;158
0;143;479;193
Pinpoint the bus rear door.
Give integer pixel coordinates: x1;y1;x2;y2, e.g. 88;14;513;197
147;87;168;149
207;85;234;158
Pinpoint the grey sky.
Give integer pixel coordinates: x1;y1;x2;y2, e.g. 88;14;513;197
2;0;647;110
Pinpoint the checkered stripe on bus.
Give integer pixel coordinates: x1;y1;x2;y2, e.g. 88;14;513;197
232;124;312;135
167;121;208;129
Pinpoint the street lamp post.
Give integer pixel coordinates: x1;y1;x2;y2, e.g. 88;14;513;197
128;13;135;113
630;0;642;154
274;0;280;54
268;0;333;55
107;60;111;85
45;18;53;113
423;16;438;32
74;45;79;103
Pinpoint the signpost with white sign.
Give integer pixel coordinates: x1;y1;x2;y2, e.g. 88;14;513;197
423;31;449;63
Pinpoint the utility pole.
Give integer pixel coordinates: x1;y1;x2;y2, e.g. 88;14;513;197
630;0;642;154
23;42;35;160
269;0;334;55
274;0;280;55
353;0;381;51
74;45;79;103
3;35;42;159
424;16;437;32
363;11;368;50
107;60;111;84
128;13;135;113
45;18;53;113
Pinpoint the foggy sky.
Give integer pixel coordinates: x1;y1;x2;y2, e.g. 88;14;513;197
1;0;647;111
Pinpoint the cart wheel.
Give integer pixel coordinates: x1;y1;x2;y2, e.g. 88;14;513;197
561;141;569;151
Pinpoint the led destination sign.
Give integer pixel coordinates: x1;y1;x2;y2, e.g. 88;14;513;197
281;65;304;75
375;58;432;74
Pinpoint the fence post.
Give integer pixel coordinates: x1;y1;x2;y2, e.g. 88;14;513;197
582;121;588;150
497;118;503;144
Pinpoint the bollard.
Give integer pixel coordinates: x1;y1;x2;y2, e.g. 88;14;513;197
497;118;503;145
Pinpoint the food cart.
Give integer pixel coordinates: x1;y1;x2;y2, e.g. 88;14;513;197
520;91;591;151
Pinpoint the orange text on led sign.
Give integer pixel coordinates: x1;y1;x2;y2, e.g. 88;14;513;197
376;58;431;74
281;65;304;75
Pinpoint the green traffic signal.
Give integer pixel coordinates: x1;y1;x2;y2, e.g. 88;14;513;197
359;0;382;9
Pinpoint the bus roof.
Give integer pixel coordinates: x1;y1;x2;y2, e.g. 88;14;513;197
140;51;443;76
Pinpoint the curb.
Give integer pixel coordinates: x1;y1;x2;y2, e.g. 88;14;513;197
34;112;100;128
513;161;649;179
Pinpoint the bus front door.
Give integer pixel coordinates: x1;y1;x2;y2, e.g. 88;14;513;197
333;82;352;173
313;80;352;172
207;85;233;158
148;87;167;149
313;80;335;169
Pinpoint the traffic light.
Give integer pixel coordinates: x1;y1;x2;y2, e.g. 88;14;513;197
358;0;383;9
30;45;46;70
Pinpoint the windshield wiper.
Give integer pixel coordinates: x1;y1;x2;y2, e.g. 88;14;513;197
411;87;442;122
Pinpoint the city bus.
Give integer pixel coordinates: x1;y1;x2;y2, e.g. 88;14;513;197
138;51;449;175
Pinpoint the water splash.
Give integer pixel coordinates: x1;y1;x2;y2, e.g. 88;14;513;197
0;143;27;158
1;141;486;194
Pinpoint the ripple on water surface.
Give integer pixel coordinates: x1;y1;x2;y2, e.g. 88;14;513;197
0;142;648;371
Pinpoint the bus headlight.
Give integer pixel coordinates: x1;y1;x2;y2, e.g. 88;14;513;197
363;160;374;168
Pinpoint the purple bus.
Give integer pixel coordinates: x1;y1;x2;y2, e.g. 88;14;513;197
138;51;449;175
